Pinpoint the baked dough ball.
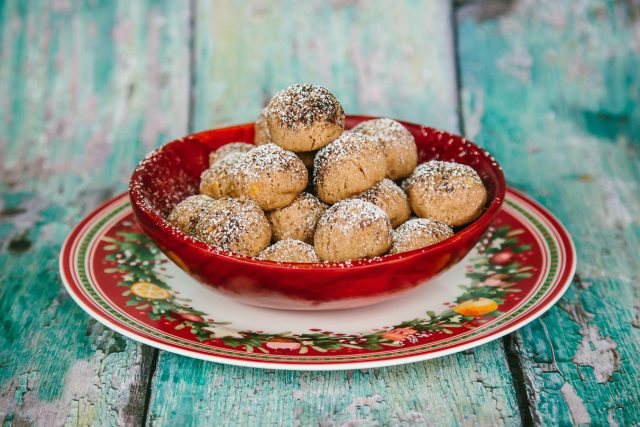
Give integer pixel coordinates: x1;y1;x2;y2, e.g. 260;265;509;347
199;152;244;199
267;193;327;244
390;218;454;254
193;198;271;256
352;118;418;180
353;179;410;228
313;132;386;204
235;144;308;211
258;239;320;263
314;199;393;262
266;84;345;152
255;108;272;146
168;195;217;234
209;142;254;166
406;160;487;227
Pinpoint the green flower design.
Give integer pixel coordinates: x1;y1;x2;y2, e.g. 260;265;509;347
103;223;532;353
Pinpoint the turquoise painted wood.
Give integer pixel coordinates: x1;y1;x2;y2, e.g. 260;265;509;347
146;1;521;426
0;0;190;425
457;0;640;425
191;0;460;133
2;0;639;425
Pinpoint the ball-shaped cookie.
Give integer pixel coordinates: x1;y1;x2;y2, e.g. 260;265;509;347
199;152;244;199
353;178;410;228
390;218;454;254
255;108;272;146
314;199;393;262
209;142;254;166
235;144;308;211
168;195;217;234
406;160;487;227
258;239;320;263
352;118;418;180
267;192;327;244
266;84;345;152
313;132;386;204
193;198;271;256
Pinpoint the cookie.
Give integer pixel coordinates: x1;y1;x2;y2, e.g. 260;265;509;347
267;192;327;244
314;199;393;262
313;132;386;204
168;195;217;234
390;218;454;254
352;118;418;180
235;144;308;211
199;152;244;199
353;178;411;228
266;84;344;152
258;239;320;263
406;160;487;226
193;197;271;257
208;142;254;166
255;108;272;146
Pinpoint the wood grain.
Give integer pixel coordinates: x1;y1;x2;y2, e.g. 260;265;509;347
146;1;521;425
457;0;640;425
148;343;519;426
0;0;189;424
191;0;460;133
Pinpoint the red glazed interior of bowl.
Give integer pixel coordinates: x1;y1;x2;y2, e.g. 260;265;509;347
129;116;506;310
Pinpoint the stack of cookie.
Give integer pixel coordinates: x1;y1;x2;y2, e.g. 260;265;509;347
169;84;487;263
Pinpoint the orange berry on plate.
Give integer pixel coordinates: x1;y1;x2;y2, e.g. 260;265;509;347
452;298;499;316
130;282;171;300
265;337;301;351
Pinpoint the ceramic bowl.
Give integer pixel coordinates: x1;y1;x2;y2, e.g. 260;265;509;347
129;116;505;310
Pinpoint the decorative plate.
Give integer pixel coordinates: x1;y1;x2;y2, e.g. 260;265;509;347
60;188;575;370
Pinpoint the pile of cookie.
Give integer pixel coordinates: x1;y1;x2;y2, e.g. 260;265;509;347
168;84;487;263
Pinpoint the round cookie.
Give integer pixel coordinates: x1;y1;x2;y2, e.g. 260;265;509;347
168;195;217;234
258;239;320;263
255;108;272;146
209;142;254;166
352;118;418;180
390;218;454;254
314;199;393;262
199;152;244;199
193;197;271;257
267;193;327;244
235;144;308;211
353;178;411;228
406;160;487;227
266;84;345;152
313;132;387;204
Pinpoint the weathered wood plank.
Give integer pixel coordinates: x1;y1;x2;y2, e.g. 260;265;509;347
0;0;190;424
191;0;460;133
457;0;640;425
147;1;521;425
149;343;519;426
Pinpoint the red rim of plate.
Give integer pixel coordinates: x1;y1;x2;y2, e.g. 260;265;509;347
59;187;575;370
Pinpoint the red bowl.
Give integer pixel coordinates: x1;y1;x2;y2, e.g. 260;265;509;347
129;116;506;310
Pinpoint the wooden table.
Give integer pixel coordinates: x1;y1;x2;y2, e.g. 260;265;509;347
1;1;639;425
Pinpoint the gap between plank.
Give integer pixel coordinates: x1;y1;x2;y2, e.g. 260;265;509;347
141;349;160;426
143;2;197;424
450;1;534;425
187;0;198;133
450;0;467;136
503;334;536;426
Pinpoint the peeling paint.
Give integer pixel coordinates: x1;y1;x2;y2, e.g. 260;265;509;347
560;383;591;425
573;326;621;384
